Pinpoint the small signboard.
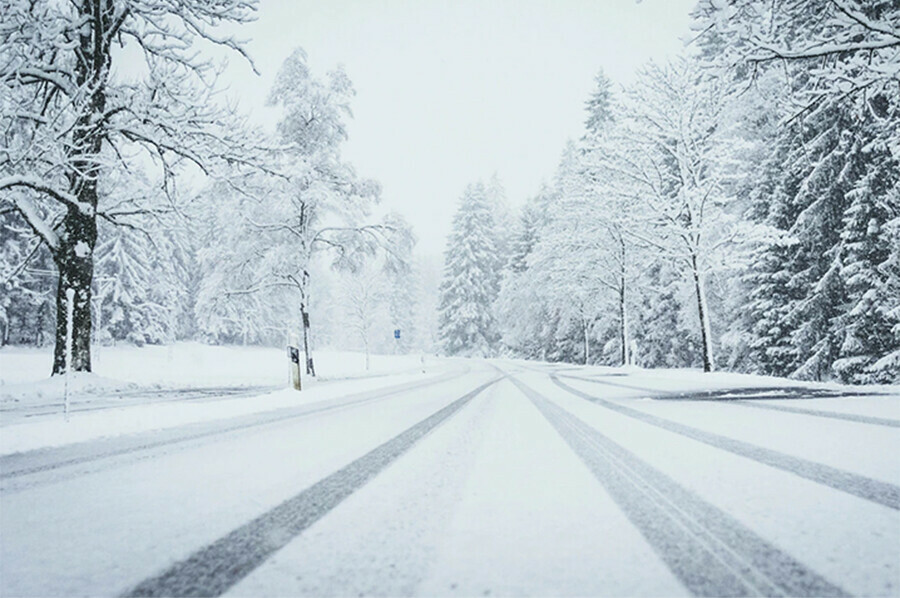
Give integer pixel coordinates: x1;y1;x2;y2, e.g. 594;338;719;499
393;329;401;339
288;346;300;364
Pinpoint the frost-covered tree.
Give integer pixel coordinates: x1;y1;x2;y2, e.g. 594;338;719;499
498;73;642;367
199;49;412;375
692;0;900;145
617;59;735;372
1;210;55;346
691;1;900;382
832;118;900;383
340;266;389;370
486;173;515;272
439;182;502;356
0;0;261;374
497;188;554;359
92;217;191;346
735;91;899;382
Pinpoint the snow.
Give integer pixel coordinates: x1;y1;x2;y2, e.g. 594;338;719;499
0;342;431;399
73;241;90;257
228;378;686;596
533;360;900;396
0;374;490;597
558;376;900;484
516;368;900;596
0;343;441;455
1;358;897;596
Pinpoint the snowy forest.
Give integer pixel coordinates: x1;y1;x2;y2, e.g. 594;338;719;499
0;1;436;377
2;0;899;385
438;1;900;384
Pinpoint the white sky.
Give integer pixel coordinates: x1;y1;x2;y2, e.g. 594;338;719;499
222;0;698;257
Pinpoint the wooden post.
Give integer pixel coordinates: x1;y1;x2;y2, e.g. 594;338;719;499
288;345;302;391
64;287;74;420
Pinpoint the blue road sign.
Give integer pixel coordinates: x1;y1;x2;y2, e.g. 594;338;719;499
394;329;401;339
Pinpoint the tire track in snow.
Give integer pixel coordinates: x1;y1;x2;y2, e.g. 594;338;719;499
122;377;501;598
727;400;900;428
0;370;466;483
555;371;899;427
551;375;900;510
557;372;886;401
510;376;848;598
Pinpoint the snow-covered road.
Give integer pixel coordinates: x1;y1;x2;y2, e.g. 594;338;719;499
1;360;898;597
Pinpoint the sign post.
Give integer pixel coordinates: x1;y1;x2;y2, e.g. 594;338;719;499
288;345;302;391
64;287;74;421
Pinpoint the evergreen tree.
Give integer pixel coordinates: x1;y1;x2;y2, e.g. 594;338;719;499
583;70;614;139
0;211;55;346
833;111;900;383
632;261;700;369
438;182;501;356
496;188;553;358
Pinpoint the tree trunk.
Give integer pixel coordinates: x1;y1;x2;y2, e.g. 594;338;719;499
51;0;113;375
364;334;370;371
691;257;714;373
52;225;95;373
582;316;590;365
619;279;630;367
300;306;316;376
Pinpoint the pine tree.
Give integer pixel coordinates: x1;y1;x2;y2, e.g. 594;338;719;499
633;261;700;369
742;122;811;377
584;70;614;139
438;182;501;357
833;109;900;383
496;188;553;359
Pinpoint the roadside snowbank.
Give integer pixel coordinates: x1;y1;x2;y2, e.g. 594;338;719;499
0;370;447;456
0;343;430;404
520;360;899;396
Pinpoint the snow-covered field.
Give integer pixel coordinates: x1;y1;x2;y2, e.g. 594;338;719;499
0;342;429;392
0;343;441;455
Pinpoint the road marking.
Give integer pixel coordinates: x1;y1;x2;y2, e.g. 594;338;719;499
552;375;900;510
122;377;500;598
510;376;849;597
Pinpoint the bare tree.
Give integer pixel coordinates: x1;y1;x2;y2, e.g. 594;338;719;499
341;267;389;371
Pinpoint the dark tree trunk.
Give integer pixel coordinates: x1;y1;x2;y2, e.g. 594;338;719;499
619;281;628;367
51;215;96;373
691;257;713;373
582;317;590;365
301;307;316;376
618;237;629;367
51;0;113;375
